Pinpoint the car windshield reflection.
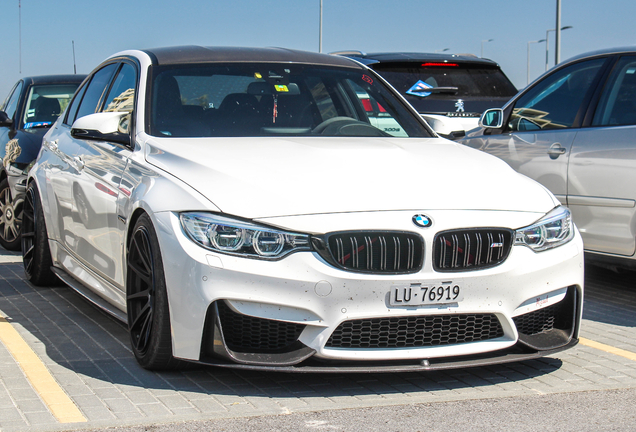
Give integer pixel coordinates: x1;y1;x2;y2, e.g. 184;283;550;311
149;63;430;138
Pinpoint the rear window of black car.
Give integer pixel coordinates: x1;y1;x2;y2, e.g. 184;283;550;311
372;62;518;99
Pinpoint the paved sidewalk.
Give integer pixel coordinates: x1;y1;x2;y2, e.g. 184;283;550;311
0;261;635;432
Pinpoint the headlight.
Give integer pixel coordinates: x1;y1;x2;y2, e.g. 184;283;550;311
515;206;574;252
180;212;311;259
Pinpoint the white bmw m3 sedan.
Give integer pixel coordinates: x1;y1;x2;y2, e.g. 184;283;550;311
23;46;584;371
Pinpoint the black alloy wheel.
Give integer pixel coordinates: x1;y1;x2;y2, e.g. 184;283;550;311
126;214;182;370
21;182;58;285
0;177;24;251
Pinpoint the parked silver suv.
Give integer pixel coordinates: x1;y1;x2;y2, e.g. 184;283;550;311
461;47;636;270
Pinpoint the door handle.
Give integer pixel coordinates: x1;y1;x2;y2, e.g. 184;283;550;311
547;143;567;160
73;156;85;170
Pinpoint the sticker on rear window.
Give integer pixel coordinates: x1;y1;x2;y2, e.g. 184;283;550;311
362;74;374;85
406;80;433;98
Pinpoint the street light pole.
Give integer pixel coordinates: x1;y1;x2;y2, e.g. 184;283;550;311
19;0;22;74
528;39;546;85
481;39;493;57
319;0;323;53
555;0;562;65
545;26;573;71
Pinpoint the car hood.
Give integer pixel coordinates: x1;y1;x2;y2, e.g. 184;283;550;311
143;136;557;219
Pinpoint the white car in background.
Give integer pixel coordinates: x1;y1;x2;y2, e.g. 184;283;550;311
24;46;583;372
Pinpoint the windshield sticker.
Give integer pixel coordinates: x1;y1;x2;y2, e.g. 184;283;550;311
24;121;52;129
406;80;433;97
254;72;263;79
274;84;289;92
362;74;374;85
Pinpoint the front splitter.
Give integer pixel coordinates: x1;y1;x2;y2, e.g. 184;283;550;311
190;339;578;373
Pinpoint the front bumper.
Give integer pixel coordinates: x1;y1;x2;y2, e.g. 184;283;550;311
154;209;584;371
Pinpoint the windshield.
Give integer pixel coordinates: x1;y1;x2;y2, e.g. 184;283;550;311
23;84;79;129
148;63;431;138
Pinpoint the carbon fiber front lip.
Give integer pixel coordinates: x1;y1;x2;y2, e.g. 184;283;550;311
191;339;578;373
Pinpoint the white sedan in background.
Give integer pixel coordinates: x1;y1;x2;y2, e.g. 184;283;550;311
23;46;583;371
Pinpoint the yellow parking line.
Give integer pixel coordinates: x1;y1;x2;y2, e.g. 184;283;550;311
0;313;86;423
579;337;636;362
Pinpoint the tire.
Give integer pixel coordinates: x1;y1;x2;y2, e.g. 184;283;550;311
126;213;183;370
22;182;59;286
0;177;24;251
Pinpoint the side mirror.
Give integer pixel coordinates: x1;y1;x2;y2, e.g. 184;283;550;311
0;111;13;127
479;108;504;129
71;112;131;146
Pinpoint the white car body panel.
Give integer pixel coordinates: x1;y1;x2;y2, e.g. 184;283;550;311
420;114;480;137
143;135;559;218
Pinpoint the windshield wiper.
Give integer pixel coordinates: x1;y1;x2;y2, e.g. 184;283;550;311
409;86;459;94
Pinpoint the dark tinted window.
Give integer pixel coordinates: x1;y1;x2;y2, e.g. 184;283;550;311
65;83;88;126
74;63;118;122
509;58;606;131
372;63;518;99
2;81;24;121
592;56;636;126
149;63;430;138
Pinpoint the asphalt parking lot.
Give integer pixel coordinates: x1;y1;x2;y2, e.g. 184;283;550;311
0;250;635;432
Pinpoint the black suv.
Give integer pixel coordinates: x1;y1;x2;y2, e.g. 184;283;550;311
333;51;517;139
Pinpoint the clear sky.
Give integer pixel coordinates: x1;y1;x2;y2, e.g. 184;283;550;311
1;0;635;100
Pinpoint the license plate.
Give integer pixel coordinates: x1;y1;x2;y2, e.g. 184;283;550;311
389;281;464;307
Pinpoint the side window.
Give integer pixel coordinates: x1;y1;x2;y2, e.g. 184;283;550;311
64;82;88;126
509;58;605;131
103;63;137;135
73;63;118;123
103;63;137;113
592;56;636;126
2;81;24;120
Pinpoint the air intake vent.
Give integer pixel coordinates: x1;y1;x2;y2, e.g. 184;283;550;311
217;301;305;353
326;314;504;348
317;231;424;274
434;228;513;271
513;295;572;336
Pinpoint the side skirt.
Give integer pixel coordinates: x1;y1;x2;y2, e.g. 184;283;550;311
51;266;128;323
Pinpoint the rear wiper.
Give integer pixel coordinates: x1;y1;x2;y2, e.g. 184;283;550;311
409;86;459;94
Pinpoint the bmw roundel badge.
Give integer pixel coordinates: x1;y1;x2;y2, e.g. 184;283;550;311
412;214;432;228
